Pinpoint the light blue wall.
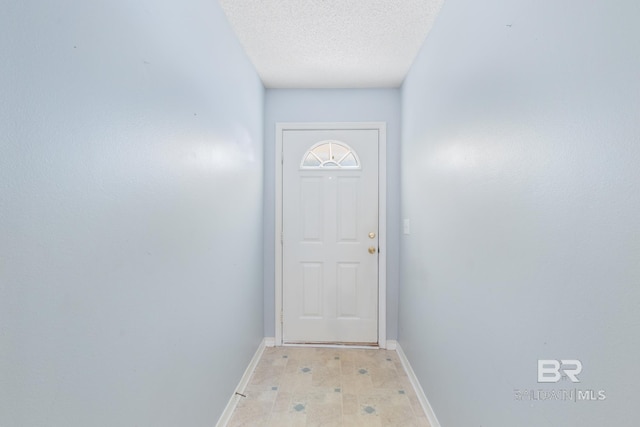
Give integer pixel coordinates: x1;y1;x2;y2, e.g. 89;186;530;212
400;1;640;426
0;1;264;426
263;89;401;339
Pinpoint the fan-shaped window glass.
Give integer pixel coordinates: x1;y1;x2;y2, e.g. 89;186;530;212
300;140;361;169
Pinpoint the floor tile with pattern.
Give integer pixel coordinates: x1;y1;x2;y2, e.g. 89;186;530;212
226;346;430;427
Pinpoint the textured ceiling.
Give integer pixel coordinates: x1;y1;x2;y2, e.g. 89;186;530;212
218;0;444;88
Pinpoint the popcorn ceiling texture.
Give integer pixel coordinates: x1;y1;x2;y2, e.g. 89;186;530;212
218;0;444;88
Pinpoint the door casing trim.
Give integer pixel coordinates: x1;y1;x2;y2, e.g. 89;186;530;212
274;122;387;348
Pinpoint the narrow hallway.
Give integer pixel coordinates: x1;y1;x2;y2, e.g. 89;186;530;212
227;347;430;426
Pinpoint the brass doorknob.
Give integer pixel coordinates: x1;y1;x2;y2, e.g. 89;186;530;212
368;246;376;254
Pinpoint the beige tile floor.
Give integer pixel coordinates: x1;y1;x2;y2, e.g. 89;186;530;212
226;346;431;427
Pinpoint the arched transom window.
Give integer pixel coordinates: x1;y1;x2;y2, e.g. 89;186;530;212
300;140;361;169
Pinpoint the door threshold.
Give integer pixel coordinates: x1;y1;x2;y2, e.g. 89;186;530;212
283;341;379;349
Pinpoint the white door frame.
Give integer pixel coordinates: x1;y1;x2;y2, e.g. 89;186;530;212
275;122;387;348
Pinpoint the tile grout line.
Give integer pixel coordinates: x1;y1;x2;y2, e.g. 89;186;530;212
339;349;344;424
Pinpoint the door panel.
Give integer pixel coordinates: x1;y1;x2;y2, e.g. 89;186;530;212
282;129;379;344
337;177;358;241
301;178;323;241
336;262;359;318
301;263;322;317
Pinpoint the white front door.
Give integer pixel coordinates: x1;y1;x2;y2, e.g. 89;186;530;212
282;128;379;344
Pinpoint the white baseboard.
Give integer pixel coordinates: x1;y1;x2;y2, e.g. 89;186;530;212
385;339;398;350
215;338;268;427
264;337;275;347
395;342;441;427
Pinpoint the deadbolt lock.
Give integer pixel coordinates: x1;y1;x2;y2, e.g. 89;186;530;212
368;232;376;239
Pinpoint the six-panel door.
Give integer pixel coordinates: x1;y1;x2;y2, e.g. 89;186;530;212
282;129;379;344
